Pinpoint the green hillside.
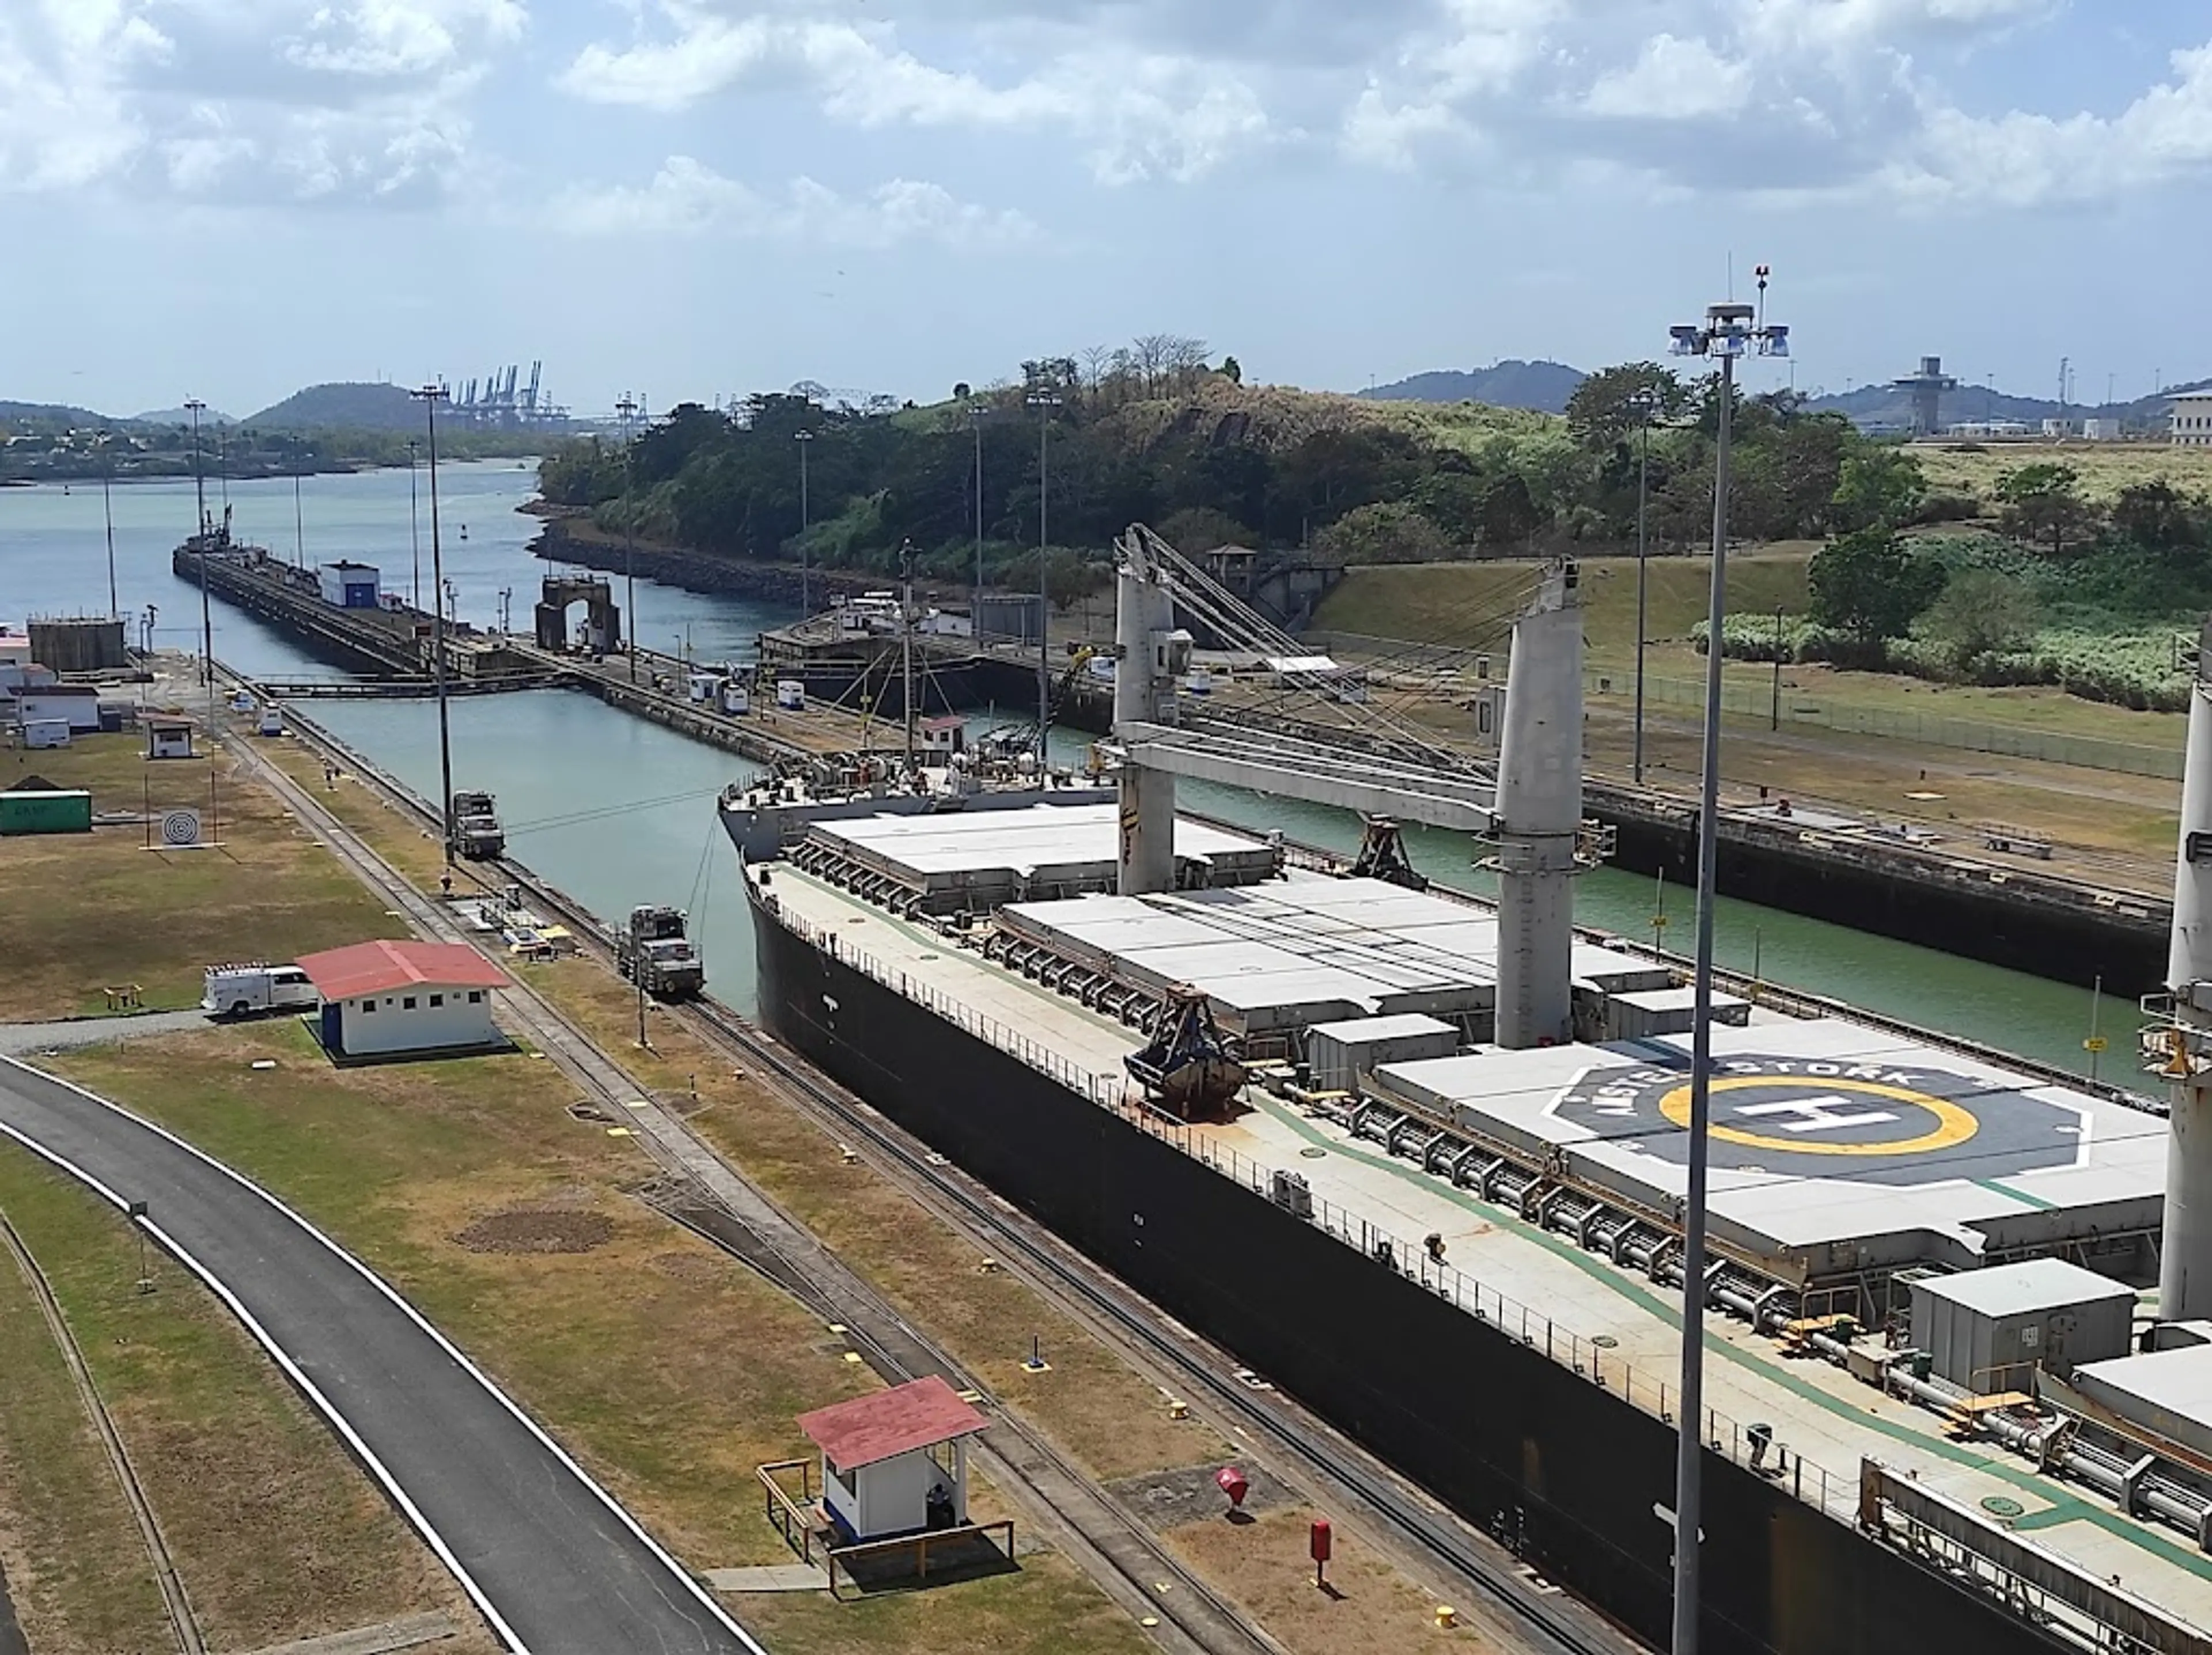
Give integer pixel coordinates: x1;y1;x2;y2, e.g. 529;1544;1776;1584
244;382;422;431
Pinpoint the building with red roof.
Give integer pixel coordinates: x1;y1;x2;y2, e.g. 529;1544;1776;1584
296;940;510;1061
796;1376;986;1543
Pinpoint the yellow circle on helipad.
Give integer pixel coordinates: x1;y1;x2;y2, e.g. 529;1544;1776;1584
1656;1074;1980;1158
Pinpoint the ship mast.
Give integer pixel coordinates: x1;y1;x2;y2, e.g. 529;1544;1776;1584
900;540;918;773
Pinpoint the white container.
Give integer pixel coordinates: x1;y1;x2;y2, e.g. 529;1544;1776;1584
21;718;70;749
776;680;806;712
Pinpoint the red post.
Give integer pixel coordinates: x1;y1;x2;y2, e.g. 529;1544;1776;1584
1215;1465;1249;1511
1310;1517;1332;1589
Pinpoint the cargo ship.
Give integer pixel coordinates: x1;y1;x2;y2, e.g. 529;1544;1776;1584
728;531;2212;1655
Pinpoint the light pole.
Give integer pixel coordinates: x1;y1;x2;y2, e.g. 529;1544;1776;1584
969;403;990;608
1663;272;1788;1655
1770;605;1785;732
618;395;640;682
412;383;457;866
1025;391;1062;767
99;431;119;620
796;429;816;619
186;399;212;701
292;438;307;571
1630;389;1658;785
407;437;422;610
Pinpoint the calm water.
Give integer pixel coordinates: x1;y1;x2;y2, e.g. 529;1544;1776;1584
0;468;2118;1073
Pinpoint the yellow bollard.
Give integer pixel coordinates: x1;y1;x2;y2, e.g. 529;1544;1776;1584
1168;1399;1189;1420
1435;1605;1457;1630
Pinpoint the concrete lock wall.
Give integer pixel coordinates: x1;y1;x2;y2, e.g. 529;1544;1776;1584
754;904;2072;1655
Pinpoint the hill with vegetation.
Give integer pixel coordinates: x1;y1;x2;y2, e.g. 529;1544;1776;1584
1363;360;1586;413
243;382;425;430
536;350;1903;599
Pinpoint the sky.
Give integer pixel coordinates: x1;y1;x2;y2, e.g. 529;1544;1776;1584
3;0;2210;419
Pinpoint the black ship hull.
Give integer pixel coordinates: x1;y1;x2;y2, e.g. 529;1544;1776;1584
747;876;2063;1655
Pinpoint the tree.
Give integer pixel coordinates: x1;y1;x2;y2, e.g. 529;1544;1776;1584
1995;463;2093;558
1219;355;1243;385
2111;480;2212;551
1565;362;1682;450
1808;529;1948;647
1156;506;1254;554
1831;447;1927;533
1312;502;1452;565
1919;569;2039;669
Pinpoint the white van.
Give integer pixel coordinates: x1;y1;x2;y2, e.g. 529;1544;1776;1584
203;963;319;1018
21;718;70;749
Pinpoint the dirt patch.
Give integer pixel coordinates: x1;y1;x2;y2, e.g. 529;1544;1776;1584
1105;1461;1294;1530
647;1251;728;1288
452;1209;618;1255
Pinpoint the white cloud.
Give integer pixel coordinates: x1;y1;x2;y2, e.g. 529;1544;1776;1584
1581;34;1752;122
0;0;519;202
1881;40;2212;206
558;6;1274;184
553;156;1039;248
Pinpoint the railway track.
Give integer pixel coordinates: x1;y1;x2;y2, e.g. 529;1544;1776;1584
219;722;1280;1655
231;691;1642;1655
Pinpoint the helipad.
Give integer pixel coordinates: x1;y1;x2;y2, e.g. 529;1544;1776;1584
1374;1019;2167;1281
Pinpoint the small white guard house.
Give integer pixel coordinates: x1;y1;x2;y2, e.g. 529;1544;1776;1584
797;1376;987;1544
297;940;509;1059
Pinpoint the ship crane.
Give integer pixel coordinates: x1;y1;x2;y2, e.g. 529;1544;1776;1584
1104;523;1587;1050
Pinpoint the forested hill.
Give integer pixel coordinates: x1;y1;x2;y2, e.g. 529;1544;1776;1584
1363;360;1586;413
535;349;1937;590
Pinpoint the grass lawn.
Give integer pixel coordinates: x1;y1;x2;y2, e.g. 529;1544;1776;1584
1912;440;2212;505
49;1016;1161;1654
0;1142;488;1655
0;733;404;1020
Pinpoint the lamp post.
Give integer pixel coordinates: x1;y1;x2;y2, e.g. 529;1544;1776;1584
1630;389;1659;785
1025;391;1063;767
969;403;990;607
407;438;422;610
186;398;213;706
99;431;119;620
618;394;640;682
292;438;307;572
1663;271;1789;1655
1770;605;1785;732
411;383;457;866
796;428;815;619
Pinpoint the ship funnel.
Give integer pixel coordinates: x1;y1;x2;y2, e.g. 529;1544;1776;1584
2162;620;2212;1320
1492;563;1584;1050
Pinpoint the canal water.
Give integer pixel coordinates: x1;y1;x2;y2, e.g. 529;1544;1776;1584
0;469;2119;1076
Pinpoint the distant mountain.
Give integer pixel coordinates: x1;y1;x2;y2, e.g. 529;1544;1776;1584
1363;360;1586;414
0;399;112;429
244;381;421;431
1801;375;2212;433
131;405;234;427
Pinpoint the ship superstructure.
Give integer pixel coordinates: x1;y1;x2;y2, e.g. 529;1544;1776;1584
728;526;2212;1655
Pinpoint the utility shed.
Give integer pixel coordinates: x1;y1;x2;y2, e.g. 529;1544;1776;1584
1306;1014;1460;1095
0;790;91;836
1910;1258;2134;1393
796;1376;987;1545
297;940;509;1061
146;718;195;760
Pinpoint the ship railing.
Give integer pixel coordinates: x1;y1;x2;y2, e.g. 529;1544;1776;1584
790;906;1864;1533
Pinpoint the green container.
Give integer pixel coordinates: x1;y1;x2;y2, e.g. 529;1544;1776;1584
0;790;93;836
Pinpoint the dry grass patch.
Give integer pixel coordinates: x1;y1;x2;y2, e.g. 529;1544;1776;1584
738;1554;1153;1655
1167;1505;1496;1655
0;733;403;1020
50;1020;884;1571
521;957;1230;1483
0;1142;488;1654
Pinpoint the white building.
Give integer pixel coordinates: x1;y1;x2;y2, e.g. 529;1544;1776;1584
2082;418;2123;442
297;939;509;1060
3;683;101;732
316;562;381;609
2172;393;2212;447
796;1375;987;1544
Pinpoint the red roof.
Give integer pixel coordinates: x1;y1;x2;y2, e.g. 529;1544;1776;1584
797;1376;987;1471
296;940;510;1001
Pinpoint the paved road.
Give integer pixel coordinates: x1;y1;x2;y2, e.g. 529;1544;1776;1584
0;1056;765;1655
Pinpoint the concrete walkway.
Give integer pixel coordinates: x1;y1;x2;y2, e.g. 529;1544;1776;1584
241;1611;457;1655
0;1009;213;1057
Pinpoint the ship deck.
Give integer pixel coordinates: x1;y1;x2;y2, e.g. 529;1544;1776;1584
759;858;2212;1630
